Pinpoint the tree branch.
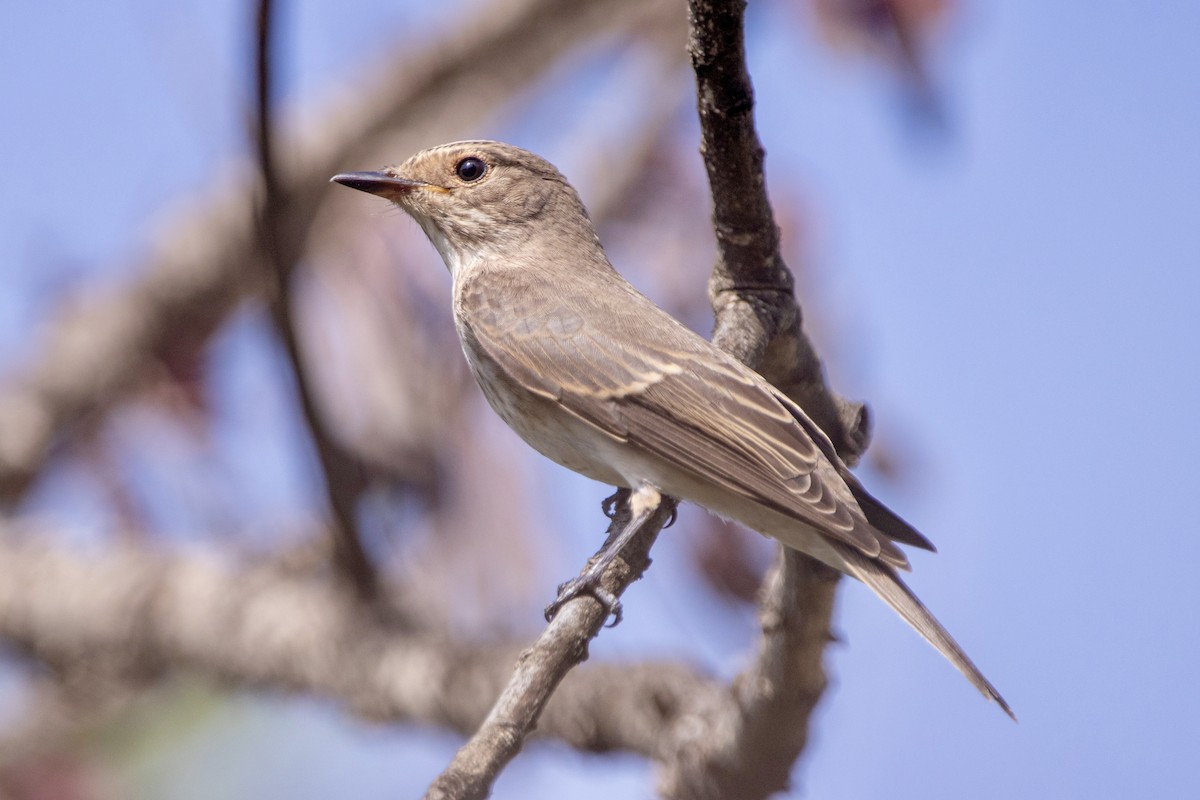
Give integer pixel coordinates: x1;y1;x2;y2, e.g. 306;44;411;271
659;550;840;799
423;495;678;800
656;1;874;795
689;0;869;463
0;525;712;758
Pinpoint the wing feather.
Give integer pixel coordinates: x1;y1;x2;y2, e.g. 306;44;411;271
458;271;918;566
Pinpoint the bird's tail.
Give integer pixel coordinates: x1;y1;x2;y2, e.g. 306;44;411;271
834;542;1016;720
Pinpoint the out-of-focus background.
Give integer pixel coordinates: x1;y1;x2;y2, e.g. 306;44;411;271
1;1;1198;797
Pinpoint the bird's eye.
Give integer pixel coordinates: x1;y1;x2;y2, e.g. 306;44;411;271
455;157;487;182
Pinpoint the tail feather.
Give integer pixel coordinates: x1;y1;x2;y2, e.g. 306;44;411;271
834;543;1015;720
845;479;938;552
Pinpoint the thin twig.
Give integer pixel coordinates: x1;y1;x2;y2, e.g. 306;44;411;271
423;496;678;800
254;0;377;598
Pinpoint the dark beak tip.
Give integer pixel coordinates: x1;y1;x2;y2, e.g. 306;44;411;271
331;171;422;197
331;171;382;192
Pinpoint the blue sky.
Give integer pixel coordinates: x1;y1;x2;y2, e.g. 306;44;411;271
2;1;1199;798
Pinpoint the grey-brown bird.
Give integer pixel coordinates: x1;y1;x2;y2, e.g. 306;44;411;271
333;140;1012;718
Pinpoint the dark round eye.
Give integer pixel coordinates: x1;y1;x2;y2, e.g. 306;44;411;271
455;157;487;182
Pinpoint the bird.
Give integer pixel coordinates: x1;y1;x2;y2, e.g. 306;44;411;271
332;140;1012;718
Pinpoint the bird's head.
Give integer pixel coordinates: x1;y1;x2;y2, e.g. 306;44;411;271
333;140;597;276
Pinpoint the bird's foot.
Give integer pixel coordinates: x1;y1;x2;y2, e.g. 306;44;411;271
602;488;675;528
600;489;626;520
544;574;623;627
555;484;663;627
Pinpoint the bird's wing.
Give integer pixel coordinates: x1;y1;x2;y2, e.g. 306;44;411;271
459;272;914;567
769;390;937;552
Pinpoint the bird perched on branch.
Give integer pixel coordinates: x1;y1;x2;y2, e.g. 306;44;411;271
333;140;1012;718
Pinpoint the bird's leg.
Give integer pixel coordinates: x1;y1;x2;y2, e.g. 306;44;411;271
546;483;662;627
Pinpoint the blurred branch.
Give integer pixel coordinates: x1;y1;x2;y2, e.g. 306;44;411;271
0;0;659;505
254;0;377;597
0;527;713;761
659;550;840;799
811;0;947;123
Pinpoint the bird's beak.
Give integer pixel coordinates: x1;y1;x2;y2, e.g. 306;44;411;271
330;171;431;199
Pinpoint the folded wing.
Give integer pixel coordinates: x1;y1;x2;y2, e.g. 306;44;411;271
459;271;927;568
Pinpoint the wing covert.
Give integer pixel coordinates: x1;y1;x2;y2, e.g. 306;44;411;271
457;270;910;566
